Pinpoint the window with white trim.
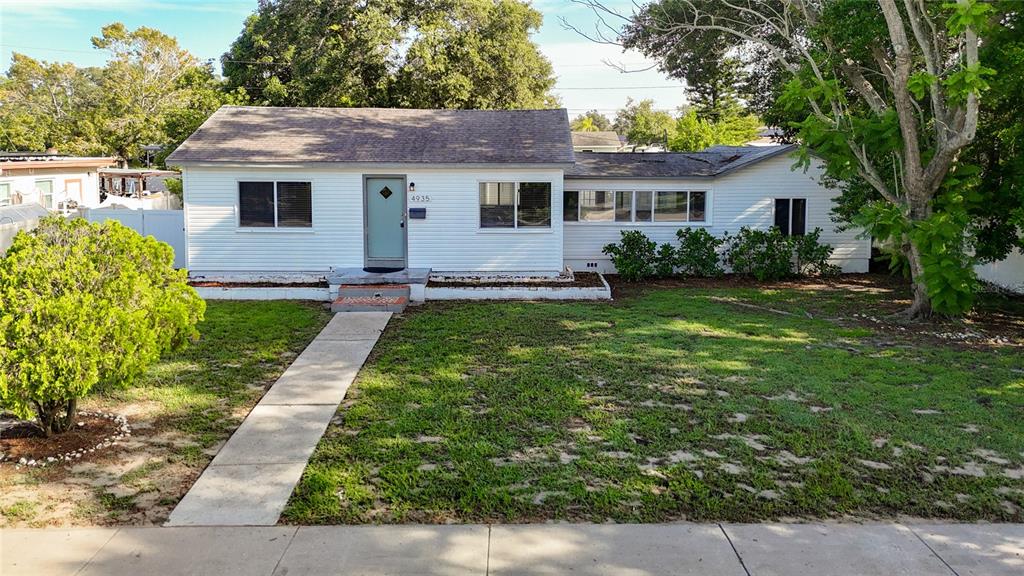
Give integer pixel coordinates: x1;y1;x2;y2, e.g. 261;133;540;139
35;180;54;210
479;182;551;228
239;181;312;228
774;198;807;236
566;190;707;223
0;182;10;207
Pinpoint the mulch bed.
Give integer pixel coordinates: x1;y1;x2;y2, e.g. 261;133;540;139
1;415;119;463
189;280;328;288
428;272;606;288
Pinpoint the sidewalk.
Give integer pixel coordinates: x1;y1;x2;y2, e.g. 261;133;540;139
166;312;392;526
2;522;1020;575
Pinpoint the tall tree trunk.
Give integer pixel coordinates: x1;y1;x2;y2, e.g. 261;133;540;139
905;240;933;320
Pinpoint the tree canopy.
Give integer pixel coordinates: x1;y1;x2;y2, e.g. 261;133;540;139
585;0;1007;317
571;110;614;132
0;23;244;164
223;0;557;109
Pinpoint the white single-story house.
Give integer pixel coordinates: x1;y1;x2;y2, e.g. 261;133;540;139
167;106;870;279
0;153;116;211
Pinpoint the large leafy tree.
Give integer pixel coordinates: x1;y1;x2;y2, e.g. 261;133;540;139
669;109;760;151
223;0;557;109
614;98;677;147
0;55;105;155
92;23;205;161
581;0;998;318
571;110;614;132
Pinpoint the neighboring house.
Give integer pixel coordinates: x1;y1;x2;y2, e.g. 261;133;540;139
746;127;786;146
572;131;624;153
975;248;1024;294
99;168;182;210
167;106;870;277
0;153;116;211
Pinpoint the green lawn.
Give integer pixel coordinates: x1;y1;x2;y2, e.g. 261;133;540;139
285;281;1024;524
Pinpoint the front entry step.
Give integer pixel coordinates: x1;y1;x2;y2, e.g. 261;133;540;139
332;284;410;312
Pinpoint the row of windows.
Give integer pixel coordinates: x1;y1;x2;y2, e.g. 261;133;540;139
564;190;706;223
0;180;54;208
236;181;808;236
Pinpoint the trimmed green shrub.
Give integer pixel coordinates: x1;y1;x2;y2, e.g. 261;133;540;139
676;228;724;277
792;228;841;277
724;227;794;280
0;217;205;436
603;230;657;281
654;243;677;277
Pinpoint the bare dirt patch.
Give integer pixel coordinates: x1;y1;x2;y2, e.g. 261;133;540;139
1;415;120;464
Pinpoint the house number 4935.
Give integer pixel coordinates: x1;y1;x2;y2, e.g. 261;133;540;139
410;195;431;203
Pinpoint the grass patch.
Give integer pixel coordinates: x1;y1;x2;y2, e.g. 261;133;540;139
285;283;1023;524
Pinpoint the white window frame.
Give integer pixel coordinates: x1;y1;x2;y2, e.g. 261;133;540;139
34;178;56;210
565;189;710;226
236;180;315;231
477;181;552;231
0;181;12;207
773;197;808;236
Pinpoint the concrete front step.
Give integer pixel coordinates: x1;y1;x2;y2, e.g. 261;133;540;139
336;284;411;299
331;294;408;313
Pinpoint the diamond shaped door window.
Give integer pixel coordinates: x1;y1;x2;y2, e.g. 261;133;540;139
379;186;393;199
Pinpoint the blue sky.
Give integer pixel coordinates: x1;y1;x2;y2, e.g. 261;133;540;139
0;0;687;119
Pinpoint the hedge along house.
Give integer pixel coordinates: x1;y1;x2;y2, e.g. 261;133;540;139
168;106;869;302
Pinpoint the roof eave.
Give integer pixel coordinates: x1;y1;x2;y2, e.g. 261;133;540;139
170;160;575;170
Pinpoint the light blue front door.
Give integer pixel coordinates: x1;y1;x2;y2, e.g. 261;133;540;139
364;177;406;269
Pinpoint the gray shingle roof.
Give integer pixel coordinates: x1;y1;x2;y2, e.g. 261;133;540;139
565;145;796;178
571;131;622;148
166;106;575;165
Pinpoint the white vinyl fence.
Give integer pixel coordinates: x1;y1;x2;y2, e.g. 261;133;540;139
82;208;186;268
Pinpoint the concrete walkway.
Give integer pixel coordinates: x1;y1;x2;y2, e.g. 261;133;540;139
166;312;392;526
2;522;1021;575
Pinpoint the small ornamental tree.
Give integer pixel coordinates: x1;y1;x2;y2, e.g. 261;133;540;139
0;217;205;436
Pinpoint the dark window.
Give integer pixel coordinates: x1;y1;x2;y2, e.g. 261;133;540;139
517;182;551;227
791;198;807;236
563;191;579;222
774;198;791;235
239;181;312;228
276;182;313;227
635;191;653;222
239;181;275;227
615;191;633;222
580;190;614;221
654;191;688;222
479;182;515;228
775;198;806;236
689;191;706;222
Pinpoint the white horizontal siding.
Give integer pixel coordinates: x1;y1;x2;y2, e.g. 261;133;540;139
183;166;564;273
564;155;870;273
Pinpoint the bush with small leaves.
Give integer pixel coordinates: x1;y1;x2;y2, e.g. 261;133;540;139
724;227;794;281
654;243;677;277
0;217;205;436
602;230;657;281
675;228;724;277
792;228;841;277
